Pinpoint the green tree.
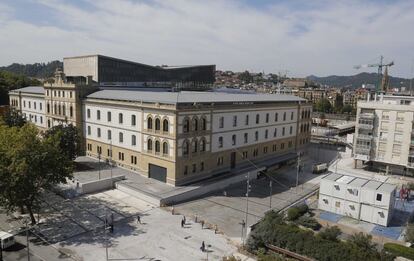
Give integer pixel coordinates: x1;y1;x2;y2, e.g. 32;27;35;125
238;70;253;83
1;108;27;127
43;124;82;161
315;98;332;113
0;70;41;105
342;104;353;114
334;95;343;113
0;124;73;224
349;232;376;253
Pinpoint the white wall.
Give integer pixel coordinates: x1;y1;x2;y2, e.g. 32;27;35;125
21;96;46;128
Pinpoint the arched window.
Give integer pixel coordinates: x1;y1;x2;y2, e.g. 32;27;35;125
155;118;161;130
201;117;207;131
183;118;190;133
200;139;206;152
147;117;153;129
62;105;66;116
58;105;61;115
163;142;169;155
47;103;50;113
183;140;189;155
163;119;169;132
155;140;160;153
192;139;198;153
147;139;153;151
70;106;73;117
54;104;57;114
192;117;198;131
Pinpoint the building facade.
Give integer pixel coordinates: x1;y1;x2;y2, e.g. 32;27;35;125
354;95;414;175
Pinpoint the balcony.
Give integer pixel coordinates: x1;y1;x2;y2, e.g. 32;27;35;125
359;113;375;119
356;134;373;141
358;124;374;130
354;146;371;155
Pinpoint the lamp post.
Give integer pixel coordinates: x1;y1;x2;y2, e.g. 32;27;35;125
98;152;101;180
269;180;273;210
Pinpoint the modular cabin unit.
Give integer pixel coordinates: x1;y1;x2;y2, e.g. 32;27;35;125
0;231;15;249
318;173;397;226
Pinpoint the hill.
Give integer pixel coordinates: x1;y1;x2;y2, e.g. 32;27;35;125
307;72;412;89
0;61;63;79
0;71;41;105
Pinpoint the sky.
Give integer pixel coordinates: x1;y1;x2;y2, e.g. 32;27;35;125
0;0;413;78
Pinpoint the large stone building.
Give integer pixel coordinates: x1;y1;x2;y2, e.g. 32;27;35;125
353;94;414;175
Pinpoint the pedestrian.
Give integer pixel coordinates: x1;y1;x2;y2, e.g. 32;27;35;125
195;215;198;223
214;224;218;234
200;241;205;252
183;215;186;224
137;215;141;224
181;219;184;228
201;220;204;229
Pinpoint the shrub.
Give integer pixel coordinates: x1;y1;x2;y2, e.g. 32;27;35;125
384;243;414;260
349;232;376;252
318;226;341;241
296;216;321;231
287;204;308;221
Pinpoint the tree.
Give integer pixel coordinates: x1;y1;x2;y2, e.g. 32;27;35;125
43;124;82;161
1;108;27;127
334;95;343;113
342;104;353;114
0;70;41;105
238;71;253;83
315;98;332;113
349;232;376;253
0;124;73;224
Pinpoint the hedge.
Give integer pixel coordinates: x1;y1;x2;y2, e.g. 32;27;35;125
384;243;414;260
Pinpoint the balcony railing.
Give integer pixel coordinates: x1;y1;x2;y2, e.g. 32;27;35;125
356;134;373;141
359;113;375;119
354;146;371;155
358;124;374;130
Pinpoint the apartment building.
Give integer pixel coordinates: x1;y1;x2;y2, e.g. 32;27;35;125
84;91;312;185
354;94;414;175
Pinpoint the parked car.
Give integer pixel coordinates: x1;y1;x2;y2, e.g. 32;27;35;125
312;163;328;174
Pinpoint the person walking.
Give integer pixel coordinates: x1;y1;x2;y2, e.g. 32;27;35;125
137;215;141;224
200;241;205;252
183;216;186;224
201;220;204;229
181;218;184;228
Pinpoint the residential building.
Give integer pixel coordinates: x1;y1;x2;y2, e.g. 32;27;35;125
353;94;414;175
319;173;396;226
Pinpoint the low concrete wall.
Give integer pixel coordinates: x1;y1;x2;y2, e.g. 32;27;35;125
81;175;125;194
116;182;161;206
161;168;262;206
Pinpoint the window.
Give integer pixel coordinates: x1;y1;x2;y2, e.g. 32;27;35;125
119;132;123;143
201;117;207;130
47;103;50;113
192;140;198;153
163;119;169;132
253;148;258;157
155;118;161;130
244;133;248;143
200;162;204;171
87;109;90;118
70;91;72;98
192;117;198;131
183;140;189;155
256;114;260;124
233;116;237;127
87;126;91;135
218;137;223;148
148;117;153;129
131;155;137;165
132;135;136;146
274;128;277;137
291;112;294;120
290;126;293;135
62;91;65;97
335;201;341;208
376;193;382;201
275;113;278;122
147;139;153;151
40;116;43;124
107;130;112;140
163;142;169;155
272;144;277;151
34;102;36;110
263;147;268;154
97;110;101;120
283;112;286;121
192;164;196;173
219;117;224;128
28;101;31;109
97;128;101;138
217;156;224;166
183;118;190;132
131;115;136;126
288;141;292;148
155;141;160;153
70;106;73;117
184;166;188;175
281;143;285;149
255;131;258;141
266;113;269;123
118;152;124;161
119;113;123;124
242;151;248;159
245;115;249;125
200;139;206;152
54;104;57;114
107;111;111;122
282;127;285;136
23;100;26;108
232;134;236;145
265;129;268;139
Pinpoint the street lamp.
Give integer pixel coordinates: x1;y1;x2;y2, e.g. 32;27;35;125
98;152;101;180
269;180;273;210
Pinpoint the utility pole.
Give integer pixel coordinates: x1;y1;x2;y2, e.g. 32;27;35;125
269;180;273;210
244;172;251;246
296;153;301;193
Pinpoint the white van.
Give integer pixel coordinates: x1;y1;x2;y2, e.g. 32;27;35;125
0;231;15;249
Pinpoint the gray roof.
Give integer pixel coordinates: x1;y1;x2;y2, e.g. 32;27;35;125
363;180;382;190
86;90;306;104
348;177;369;187
10;86;44;95
323;173;342;181
377;183;396;193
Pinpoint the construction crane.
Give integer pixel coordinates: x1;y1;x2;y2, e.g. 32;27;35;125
354;55;394;93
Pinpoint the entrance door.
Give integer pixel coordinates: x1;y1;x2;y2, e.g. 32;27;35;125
230;152;236;169
148;164;167;183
